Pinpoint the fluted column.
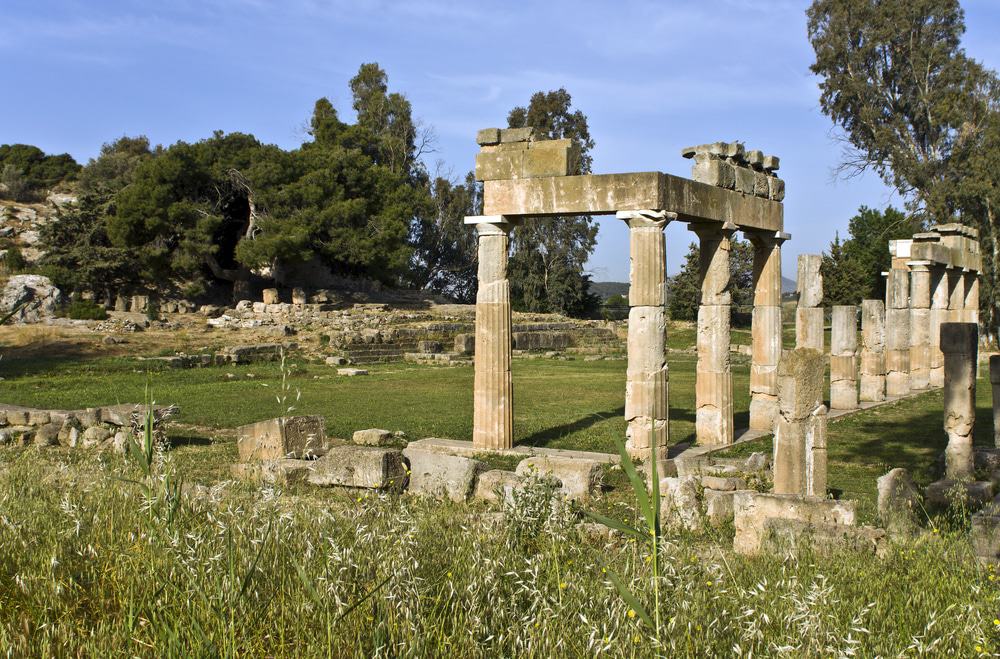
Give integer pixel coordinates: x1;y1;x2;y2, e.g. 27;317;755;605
468;216;514;450
885;267;911;396
830;305;858;410
964;271;980;326
795;254;824;351
929;265;949;387
859;300;886;402
909;261;932;391
692;221;736;446
747;230;787;431
947;268;965;324
619;210;672;461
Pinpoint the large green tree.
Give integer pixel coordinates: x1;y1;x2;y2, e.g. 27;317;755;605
807;0;994;221
667;238;755;322
506;89;599;317
0;144;80;201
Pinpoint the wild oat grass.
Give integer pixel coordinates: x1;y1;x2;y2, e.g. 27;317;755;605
1;448;997;657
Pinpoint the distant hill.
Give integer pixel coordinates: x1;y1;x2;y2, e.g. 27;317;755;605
782;276;796;294
591;281;629;300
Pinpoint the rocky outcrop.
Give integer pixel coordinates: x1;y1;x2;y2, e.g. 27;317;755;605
1;275;61;323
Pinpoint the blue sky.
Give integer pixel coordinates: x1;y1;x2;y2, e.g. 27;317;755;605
3;0;999;282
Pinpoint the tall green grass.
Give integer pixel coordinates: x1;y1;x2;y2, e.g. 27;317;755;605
0;448;997;656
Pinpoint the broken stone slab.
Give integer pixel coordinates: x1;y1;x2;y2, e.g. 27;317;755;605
659;475;704;530
338;368;369;376
0;426;34;445
307;446;405;490
876;468;922;527
516;455;604;502
473;469;525;503
325;356;348;366
704;488;747;526
732;491;856;555
231;459;315;485
82;426;111;448
236;415;328;462
352;428;393;447
404;448;484;502
34;422;60;447
762;518;887;557
925;479;993;510
972;511;1000;563
702;475;746;491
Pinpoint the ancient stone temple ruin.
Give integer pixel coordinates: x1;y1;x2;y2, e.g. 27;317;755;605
466;130;788;458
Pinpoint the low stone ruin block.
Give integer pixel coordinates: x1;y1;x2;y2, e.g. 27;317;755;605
876;468;922;526
702;475;746;491
352;428;393;446
417;340;443;354
307;446;405;490
704;488;750;527
925;479;993;510
404;448;484;502
231;459;314;485
5;410;28;426
658;475;703;530
262;288;280;304
0;426;34;445
473;469;525;503
34;422;60;447
762;518;886;556
733;491;856;555
236;415;328;462
972;511;1000;563
325;356;348;366
516;455;603;502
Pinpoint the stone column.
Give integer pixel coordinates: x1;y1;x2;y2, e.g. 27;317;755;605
795;254;824;352
859;300;886;402
965;272;980;326
747;231;787;431
941;322;978;479
929;265;949;387
468;216;514;450
773;348;827;497
991;355;1000;448
693;221;736;446
830;305;858;410
618;210;672;462
885;267;911;396
947;268;965;324
909;261;932;391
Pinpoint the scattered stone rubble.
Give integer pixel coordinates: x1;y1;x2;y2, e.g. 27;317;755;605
0;403;175;450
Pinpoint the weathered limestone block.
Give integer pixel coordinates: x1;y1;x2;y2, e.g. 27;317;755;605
947;269;965;323
702;475;746;491
291;287;307;305
231;459;314;485
876;468;921;527
704;488;748;526
732;491;856;555
454;333;475;355
941;322;978;479
794;307;823;352
516;455;603;502
972;511;1000;563
658;475;703;530
473;469;525;503
34;423;60;447
991;355;1000;447
773;349;827;497
307;446;405;490
352;428;392;446
262;288;280;305
475;138;579;181
404;448;485;502
761;518;885;556
926;479;993;509
470;219;514;450
236;415;328;462
885;307;911;396
830;305;858;410
82;426;111;448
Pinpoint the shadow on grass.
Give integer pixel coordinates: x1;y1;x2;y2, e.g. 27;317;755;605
521;406;625;448
167;435;215;448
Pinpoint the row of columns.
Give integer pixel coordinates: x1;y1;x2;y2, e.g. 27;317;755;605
468;212;787;457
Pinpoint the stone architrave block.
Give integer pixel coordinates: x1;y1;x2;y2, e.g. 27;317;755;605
404;448;485;502
476;128;501;146
499;127;534;143
768;177;785;202
236;415;328;462
734;166;756;194
307;446;406;490
732;491;856;555
691;158;735;189
516;455;603;502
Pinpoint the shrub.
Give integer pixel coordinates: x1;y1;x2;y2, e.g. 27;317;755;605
65;299;108;320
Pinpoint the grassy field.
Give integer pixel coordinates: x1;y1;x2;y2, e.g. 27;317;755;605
3;330;1000;654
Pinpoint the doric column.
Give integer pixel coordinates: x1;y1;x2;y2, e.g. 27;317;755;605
964;271;980;326
618;210;672;462
929;265;949;387
795;254;824;351
773;348;827;497
830;305;858;410
908;261;932;391
947;268;965;324
747;230;788;431
692;221;736;446
885;267;911;396
941;322;978;479
859;300;886;402
467;216;514;450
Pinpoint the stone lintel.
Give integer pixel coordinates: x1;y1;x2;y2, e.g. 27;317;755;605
483;172;783;232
